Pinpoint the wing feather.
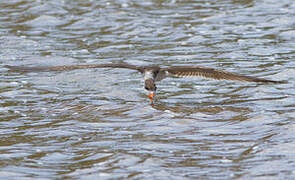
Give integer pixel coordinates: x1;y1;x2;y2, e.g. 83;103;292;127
162;66;285;83
4;63;142;72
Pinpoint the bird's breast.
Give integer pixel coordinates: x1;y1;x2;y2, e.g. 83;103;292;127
143;71;154;80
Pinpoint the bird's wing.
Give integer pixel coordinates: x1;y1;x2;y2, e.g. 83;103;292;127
161;66;285;83
4;63;143;72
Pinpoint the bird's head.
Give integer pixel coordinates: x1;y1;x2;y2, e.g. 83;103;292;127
144;79;157;102
144;79;157;91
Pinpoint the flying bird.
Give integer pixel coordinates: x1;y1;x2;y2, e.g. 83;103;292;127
4;63;285;103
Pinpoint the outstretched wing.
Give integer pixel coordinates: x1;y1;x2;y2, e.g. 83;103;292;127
161;66;285;83
4;63;143;72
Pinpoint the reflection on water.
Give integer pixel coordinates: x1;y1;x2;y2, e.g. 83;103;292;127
0;0;295;179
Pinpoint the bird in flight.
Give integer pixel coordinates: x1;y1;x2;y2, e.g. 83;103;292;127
4;63;285;103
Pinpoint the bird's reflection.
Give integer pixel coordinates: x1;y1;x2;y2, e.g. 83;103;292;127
150;99;252;116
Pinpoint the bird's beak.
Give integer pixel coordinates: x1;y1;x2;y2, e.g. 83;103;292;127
148;92;155;102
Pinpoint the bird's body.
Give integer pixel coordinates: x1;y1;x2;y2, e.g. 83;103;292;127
4;63;285;102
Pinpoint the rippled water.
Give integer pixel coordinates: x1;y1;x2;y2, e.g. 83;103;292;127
1;0;295;179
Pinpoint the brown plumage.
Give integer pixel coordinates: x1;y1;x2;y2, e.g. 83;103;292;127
161;66;282;83
4;63;286;102
144;79;157;91
4;64;141;72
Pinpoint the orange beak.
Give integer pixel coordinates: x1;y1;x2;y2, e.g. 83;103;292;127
148;92;155;102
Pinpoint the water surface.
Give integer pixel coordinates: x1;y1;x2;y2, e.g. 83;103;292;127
0;0;295;179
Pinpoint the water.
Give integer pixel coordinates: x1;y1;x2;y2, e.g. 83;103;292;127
1;0;295;179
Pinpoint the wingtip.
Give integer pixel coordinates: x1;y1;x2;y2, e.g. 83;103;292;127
3;65;12;69
4;65;27;71
4;65;18;70
258;79;287;84
273;80;288;84
4;65;47;72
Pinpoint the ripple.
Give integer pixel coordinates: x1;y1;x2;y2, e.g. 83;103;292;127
0;0;295;179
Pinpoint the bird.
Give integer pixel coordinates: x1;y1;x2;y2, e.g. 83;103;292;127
4;63;286;103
